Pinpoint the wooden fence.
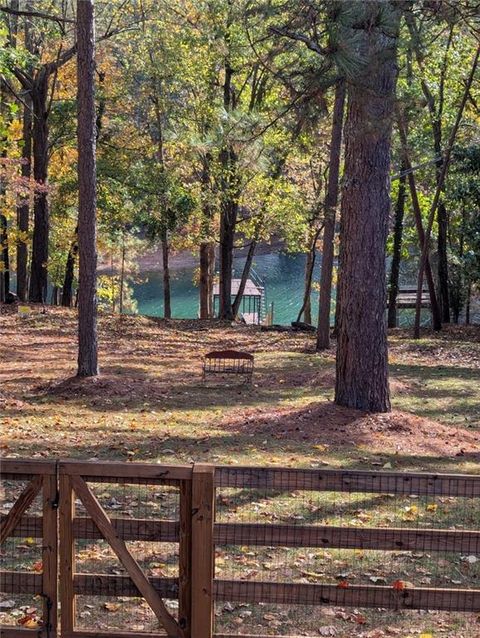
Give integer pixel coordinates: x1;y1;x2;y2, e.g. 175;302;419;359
1;459;479;638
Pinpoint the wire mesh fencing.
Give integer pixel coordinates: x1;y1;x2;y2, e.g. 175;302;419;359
72;478;181;633
0;463;57;637
1;460;479;638
213;466;480;637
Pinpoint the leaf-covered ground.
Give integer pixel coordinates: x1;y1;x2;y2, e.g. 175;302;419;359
1;307;479;472
1;307;480;638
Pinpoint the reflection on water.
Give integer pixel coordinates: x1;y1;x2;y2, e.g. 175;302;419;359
132;251;433;326
134;253;319;325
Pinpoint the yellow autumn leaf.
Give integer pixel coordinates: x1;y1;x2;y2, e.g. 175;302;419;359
21;619;41;629
426;503;438;512
403;505;419;521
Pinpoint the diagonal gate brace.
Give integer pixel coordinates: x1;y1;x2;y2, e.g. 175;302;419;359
70;475;184;638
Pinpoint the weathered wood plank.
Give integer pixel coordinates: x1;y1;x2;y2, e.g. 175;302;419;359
59;474;76;634
62;632;168;638
42;475;58;637
0;515;42;537
59;461;192;483
74;574;178;598
191;464;215;638
0;459;56;476
215;466;480;497
0;476;43;544
0;516;179;541
214;635;303;638
214;522;480;554
71;475;182;638
0;571;43;594
75;517;179;541
0;629;48;638
73;517;179;541
214;580;480;612
179;479;192;638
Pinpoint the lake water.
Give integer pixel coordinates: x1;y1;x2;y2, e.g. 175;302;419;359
134;252;321;325
133;251;435;327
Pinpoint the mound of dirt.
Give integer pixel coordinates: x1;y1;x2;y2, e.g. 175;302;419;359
226;402;480;458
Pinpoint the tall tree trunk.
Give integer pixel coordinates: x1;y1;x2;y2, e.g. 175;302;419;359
335;2;400;413
437;200;450;322
162;233;171;319
16;99;32;301
61;228;78;307
29;70;50;302
407;17;452;325
396;109;442;330
232;239;257;319
413;46;479;338
218;24;238;321
16;8;33;301
302;250;313;325
317;80;346;349
199;154;214;319
387;170;406;328
76;0;98;377
199;242;214;318
219;146;238;320
119;235;125;315
50;285;59;305
0;85;10;301
465;282;471;325
297;226;322;324
0;213;9;301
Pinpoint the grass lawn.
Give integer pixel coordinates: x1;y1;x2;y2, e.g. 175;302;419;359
1;307;479;638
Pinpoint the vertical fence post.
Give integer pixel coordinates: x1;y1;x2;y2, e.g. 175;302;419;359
179;477;193;638
59;473;76;635
42;473;58;638
191;464;215;638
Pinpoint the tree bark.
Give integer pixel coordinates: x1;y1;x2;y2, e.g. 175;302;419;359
396;108;442;330
161;233;171;319
335;2;400;413
218;25;238;321
76;0;98;377
199;242;214;318
297;226;322;325
232;239;257;319
387;170;406;328
316;80;346;349
50;285;59;305
219;145;238;320
16;98;32;301
302;249;313;325
465;282;471;325
28;69;50;302
0;213;9;301
61;228;78;307
437;200;450;321
119;235;125;315
407;17;453;324
413;46;479;338
199;155;215;319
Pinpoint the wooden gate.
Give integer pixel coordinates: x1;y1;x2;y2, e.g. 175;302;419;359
0;460;58;638
0;460;202;638
58;460;193;638
2;459;479;638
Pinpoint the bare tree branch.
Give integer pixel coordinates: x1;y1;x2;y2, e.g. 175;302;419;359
0;5;74;25
269;25;328;56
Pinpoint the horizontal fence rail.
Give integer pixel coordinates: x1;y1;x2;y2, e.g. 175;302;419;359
1;458;480;638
